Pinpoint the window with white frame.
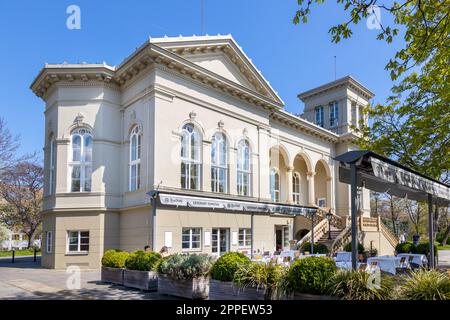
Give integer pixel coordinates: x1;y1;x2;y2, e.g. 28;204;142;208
69;128;92;192
315;106;324;127
237;139;251;196
238;228;251;247
181;123;201;190
292;172;301;204
46;231;52;253
317;198;327;208
49;136;56;194
129;125;141;191
181;228;201;250
329;101;339;127
270;168;280;202
211;132;228;193
67;230;89;253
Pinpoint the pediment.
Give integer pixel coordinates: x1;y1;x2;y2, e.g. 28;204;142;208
185;52;257;91
150;36;284;105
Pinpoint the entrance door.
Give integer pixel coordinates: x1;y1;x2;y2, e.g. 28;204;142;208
275;225;290;251
212;228;229;255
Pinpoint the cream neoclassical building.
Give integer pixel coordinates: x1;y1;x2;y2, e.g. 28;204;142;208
31;35;397;269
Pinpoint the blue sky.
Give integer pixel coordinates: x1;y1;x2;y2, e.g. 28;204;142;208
0;0;403;158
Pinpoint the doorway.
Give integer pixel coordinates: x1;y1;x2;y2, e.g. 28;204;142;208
212;228;229;256
275;225;289;251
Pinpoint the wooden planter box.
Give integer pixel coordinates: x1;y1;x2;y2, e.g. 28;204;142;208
123;270;158;291
101;267;124;285
209;279;265;300
158;274;209;299
290;292;339;300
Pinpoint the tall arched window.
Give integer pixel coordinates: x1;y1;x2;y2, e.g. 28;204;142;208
129;125;141;191
69;128;92;192
211;132;227;193
48;136;56;194
237;139;251;196
292;172;300;204
270;168;280;202
181;123;201;190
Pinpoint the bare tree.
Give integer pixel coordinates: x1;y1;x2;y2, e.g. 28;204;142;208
0;161;43;248
405;199;423;235
0;117;20;172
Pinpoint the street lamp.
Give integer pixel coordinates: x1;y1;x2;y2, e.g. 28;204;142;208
326;209;333;240
395;218;401;237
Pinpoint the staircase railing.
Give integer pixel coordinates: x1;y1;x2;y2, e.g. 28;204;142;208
331;225;351;252
380;221;399;248
297;209;346;248
297;218;329;248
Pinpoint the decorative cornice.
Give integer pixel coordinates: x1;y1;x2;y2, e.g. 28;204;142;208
270;109;339;143
298;75;374;101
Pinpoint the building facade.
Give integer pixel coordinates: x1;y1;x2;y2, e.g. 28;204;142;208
31;35;395;269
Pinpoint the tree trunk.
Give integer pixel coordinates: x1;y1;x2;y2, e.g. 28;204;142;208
441;225;450;246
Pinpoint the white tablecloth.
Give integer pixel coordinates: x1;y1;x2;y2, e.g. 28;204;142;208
297;253;326;259
280;250;297;260
367;256;402;274
335;252;352;262
397;253;428;267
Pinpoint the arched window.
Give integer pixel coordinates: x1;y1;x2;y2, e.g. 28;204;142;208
292;172;300;204
211;132;228;193
237;139;251;196
48;136;56;194
181;123;201;190
270;168;280;202
69;128;92;192
129;125;141;191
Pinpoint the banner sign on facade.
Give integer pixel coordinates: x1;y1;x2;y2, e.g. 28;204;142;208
158;193;313;216
371;158;450;201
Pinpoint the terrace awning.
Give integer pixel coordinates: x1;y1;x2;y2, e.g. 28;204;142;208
335;150;450;206
334;150;450;270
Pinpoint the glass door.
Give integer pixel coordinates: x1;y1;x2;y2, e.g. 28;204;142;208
212;228;229;255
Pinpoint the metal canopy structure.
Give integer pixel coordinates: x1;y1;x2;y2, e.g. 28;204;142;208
334;150;450;270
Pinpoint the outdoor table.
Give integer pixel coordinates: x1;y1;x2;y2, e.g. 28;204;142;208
297;253;326;259
397;253;428;267
367;256;402;274
335;251;352;262
280;250;298;260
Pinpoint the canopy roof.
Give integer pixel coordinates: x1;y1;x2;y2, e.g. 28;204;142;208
334;150;450;206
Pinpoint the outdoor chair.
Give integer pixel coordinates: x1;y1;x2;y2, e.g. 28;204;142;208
358;263;368;272
263;251;270;256
396;256;410;274
368;261;379;274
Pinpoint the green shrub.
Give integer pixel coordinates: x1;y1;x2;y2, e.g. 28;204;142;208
327;269;393;300
299;242;329;254
125;250;162;271
343;242;365;254
281;257;336;295
397;270;450;300
415;242;438;256
210;252;251;281
233;261;285;299
101;249;130;268
395;242;414;254
158;253;212;280
436;233;450;245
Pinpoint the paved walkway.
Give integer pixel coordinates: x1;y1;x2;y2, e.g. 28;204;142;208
438;250;450;270
0;257;177;300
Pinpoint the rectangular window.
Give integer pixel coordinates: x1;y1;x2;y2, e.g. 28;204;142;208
315;106;324;127
181;228;201;250
211;167;227;193
12;234;20;241
317;198;327;208
46;231;52;253
238;228;252;247
67;230;89;253
329;101;339;127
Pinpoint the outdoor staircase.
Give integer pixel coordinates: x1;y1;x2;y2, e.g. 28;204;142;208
316;226;343;249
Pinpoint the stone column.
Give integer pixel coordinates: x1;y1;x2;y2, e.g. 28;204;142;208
286;166;294;204
326;176;333;209
307;171;316;206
